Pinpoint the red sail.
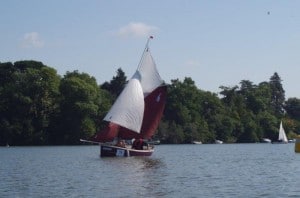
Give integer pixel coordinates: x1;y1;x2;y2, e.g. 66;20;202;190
119;85;167;140
90;122;119;142
140;85;167;139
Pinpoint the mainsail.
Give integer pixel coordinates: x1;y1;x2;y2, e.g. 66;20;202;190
91;37;166;142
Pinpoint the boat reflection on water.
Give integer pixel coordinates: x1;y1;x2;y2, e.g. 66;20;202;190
100;154;165;172
139;157;164;170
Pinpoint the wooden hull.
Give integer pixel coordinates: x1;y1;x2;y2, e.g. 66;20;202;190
100;144;154;157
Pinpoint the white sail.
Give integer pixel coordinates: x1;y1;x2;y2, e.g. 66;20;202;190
104;37;162;135
104;78;144;133
132;46;163;96
278;121;288;143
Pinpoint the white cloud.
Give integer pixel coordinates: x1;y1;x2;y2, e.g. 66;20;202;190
116;22;159;38
21;32;44;48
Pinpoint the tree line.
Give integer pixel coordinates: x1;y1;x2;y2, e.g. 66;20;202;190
0;60;300;145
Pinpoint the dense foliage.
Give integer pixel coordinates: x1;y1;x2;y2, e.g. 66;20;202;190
1;61;300;145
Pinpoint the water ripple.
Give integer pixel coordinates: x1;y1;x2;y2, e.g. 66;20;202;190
1;144;300;197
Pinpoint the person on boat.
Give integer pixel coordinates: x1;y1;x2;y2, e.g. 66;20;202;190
116;139;125;148
132;138;144;150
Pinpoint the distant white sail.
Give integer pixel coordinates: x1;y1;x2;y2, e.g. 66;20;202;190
278;121;288;143
104;78;144;133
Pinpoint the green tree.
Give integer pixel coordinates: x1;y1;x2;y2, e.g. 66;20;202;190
165;122;185;144
269;72;285;117
238;114;259;143
219;85;239;107
1;59;298;145
55;71;101;144
101;68;127;99
0;61;60;145
285;98;300;121
183;123;201;143
163;77;226;143
165;78;201;125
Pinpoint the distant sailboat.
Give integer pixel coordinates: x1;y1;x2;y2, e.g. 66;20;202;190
81;36;167;157
192;141;202;144
272;121;288;144
261;138;271;143
215;140;223;144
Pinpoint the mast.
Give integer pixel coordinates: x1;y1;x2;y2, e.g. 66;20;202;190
137;36;154;70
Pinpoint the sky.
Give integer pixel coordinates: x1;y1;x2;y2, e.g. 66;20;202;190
1;0;300;98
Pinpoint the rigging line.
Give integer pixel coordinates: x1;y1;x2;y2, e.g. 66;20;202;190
137;36;153;70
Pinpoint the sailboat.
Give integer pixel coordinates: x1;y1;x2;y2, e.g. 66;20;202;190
272;121;288;144
81;36;167;157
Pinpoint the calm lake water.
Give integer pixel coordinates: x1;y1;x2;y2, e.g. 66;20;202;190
1;144;300;198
